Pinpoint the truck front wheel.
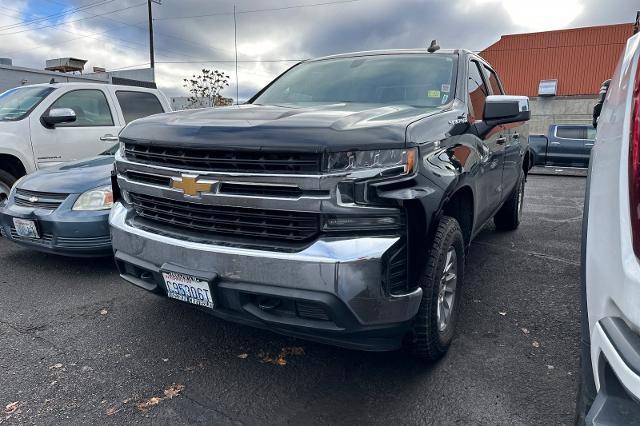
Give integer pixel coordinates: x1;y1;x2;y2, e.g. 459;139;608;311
0;169;17;198
410;216;465;361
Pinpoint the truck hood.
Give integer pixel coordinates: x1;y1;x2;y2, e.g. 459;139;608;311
120;103;441;152
19;156;113;194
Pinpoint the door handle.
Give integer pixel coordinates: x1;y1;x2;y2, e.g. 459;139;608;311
496;136;506;145
585;143;594;146
550;141;561;145
100;134;119;142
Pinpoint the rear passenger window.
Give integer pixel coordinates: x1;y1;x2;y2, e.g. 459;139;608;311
556;127;585;139
115;91;165;124
49;89;113;127
483;66;503;95
467;61;488;121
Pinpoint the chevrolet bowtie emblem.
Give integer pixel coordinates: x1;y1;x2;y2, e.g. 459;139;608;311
171;175;214;197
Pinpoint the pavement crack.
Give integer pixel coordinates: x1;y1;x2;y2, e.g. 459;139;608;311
473;241;579;266
182;394;243;425
0;318;66;355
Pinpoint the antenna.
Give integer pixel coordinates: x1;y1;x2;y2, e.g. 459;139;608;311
427;39;440;53
234;4;239;105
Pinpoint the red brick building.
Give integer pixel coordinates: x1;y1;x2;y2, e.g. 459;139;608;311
480;23;635;134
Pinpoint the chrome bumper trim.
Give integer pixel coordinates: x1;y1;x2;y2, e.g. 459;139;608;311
110;202;422;325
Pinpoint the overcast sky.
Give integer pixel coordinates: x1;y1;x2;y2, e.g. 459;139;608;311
0;0;636;99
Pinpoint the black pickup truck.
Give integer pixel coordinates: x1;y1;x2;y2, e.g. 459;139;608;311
529;124;596;168
110;48;530;361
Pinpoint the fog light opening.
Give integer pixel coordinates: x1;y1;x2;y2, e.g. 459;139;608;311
257;297;281;311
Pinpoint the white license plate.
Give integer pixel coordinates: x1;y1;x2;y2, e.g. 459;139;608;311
13;218;39;239
162;271;214;309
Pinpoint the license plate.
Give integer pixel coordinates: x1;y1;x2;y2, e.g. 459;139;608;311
162;271;214;309
13;218;39;239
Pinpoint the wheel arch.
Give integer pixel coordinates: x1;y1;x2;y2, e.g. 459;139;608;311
440;185;475;246
0;153;27;179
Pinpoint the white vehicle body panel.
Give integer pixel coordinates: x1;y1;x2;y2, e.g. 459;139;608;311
0;82;170;174
585;31;640;398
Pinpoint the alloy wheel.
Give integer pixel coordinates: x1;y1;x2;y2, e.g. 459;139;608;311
437;247;458;332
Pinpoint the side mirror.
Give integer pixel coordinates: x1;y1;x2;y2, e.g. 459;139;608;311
593;79;611;128
483;95;530;126
41;108;76;128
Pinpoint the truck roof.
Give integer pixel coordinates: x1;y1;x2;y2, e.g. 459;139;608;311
309;48;473;62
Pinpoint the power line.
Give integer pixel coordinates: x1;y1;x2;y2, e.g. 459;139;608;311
153;0;362;21
0;2;147;36
37;0;244;60
0;0;116;32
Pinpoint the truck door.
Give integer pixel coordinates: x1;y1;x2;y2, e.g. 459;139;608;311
29;88;122;169
468;60;506;225
482;64;523;199
546;125;591;168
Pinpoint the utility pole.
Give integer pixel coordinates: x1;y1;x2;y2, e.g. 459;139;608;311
234;4;239;105
148;0;161;69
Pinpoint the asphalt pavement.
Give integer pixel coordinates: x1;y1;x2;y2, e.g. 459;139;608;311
0;174;585;425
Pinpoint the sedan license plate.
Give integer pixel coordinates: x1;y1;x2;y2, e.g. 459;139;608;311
162;271;215;309
13;218;39;239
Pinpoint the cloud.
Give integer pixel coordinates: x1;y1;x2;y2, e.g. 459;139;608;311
0;0;637;100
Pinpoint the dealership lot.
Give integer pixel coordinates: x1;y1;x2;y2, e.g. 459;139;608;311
0;173;584;425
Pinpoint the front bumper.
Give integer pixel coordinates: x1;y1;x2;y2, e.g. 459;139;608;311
587;317;640;424
110;202;423;351
0;202;112;257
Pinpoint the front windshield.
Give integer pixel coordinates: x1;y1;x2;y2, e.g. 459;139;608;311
253;54;456;108
0;87;55;121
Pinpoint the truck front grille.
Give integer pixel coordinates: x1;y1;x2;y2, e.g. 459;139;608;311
124;143;322;174
14;189;69;210
129;193;320;242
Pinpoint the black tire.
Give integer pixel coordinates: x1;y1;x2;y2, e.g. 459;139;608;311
0;169;17;198
494;169;525;231
576;281;596;424
410;216;465;361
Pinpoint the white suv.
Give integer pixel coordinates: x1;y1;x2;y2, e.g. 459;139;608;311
0;82;171;196
578;31;640;423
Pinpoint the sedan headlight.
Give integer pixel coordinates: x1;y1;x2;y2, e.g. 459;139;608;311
72;185;113;211
326;148;417;174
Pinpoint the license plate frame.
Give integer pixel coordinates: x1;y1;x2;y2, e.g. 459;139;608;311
162;270;215;309
13;218;39;239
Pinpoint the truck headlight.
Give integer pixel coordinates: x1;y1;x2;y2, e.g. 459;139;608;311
326;148;417;174
72;185;113;211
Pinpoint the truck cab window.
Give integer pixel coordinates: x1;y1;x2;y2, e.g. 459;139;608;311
556;126;585;139
467;61;488;121
49;89;114;127
483;66;504;95
116;91;165;123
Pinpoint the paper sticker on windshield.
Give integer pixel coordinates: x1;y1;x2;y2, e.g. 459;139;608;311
442;94;449;104
428;90;441;98
441;84;450;93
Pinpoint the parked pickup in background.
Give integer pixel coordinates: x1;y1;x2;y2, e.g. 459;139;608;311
0;82;171;198
529;124;596;168
110;48;531;361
